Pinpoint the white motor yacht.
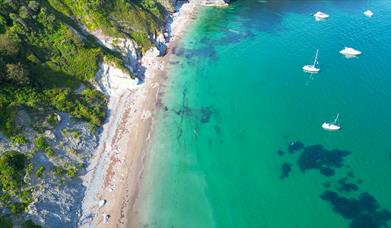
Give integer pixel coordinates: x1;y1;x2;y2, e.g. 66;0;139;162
340;47;362;56
364;10;373;17
313;11;329;21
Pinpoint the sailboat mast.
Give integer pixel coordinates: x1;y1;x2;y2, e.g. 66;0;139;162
333;113;340;124
313;49;319;67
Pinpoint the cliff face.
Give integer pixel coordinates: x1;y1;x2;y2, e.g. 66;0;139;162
0;0;175;226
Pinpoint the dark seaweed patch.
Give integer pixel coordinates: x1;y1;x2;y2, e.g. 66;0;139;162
200;107;212;123
347;171;355;178
279;139;390;227
277;150;284;156
297;145;350;176
288;141;304;153
280;163;292;179
320;167;335;176
174;106;216;124
320;191;391;228
171;46;217;60
339;183;359;193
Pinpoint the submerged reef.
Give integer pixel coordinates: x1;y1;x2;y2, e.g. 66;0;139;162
321;191;391;228
280;163;292;179
277;139;391;228
297;145;350;177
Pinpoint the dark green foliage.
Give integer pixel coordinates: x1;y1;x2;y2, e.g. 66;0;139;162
23;219;41;228
0;215;13;228
47;0;167;52
0;0;112;138
0;151;26;192
0;151;32;214
33;136;47;150
34;166;45;178
10;135;28;145
53;165;66;176
33;136;55;157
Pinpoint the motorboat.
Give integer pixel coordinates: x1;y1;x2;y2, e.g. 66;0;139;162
313;11;329;21
364;10;373;17
339;47;362;56
303;49;320;73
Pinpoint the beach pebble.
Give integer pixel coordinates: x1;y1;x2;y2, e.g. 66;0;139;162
103;213;111;224
99;199;107;208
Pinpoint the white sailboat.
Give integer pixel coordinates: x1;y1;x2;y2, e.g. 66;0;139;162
322;113;341;131
303;49;320;73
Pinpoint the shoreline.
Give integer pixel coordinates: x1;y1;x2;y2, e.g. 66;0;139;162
78;1;214;227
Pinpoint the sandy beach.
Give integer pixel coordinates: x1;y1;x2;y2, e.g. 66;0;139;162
78;1;212;227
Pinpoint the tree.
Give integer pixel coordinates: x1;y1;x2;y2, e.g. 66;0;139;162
0;151;27;192
5;63;30;85
0;34;19;56
28;1;40;12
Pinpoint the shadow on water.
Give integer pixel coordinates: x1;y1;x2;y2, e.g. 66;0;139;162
277;139;391;228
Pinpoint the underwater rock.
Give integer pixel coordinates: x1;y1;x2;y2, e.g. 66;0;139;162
347;171;355;178
277;150;284;156
280;163;292;179
320;167;335;176
340;183;359;193
288;141;304;153
320;191;391;228
297;144;350;176
200;107;212;123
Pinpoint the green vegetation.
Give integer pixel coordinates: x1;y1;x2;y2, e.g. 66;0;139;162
0;215;13;228
0;0;170;224
10;135;28;145
33;137;55;157
0;0;115;138
34;166;45;178
0;151;32;214
22;219;41;228
47;0;167;52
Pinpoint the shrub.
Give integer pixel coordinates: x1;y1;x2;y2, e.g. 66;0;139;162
0;151;27;192
23;219;41;228
10;135;28;145
33;137;47;150
35;166;45;178
44;147;55;157
0;215;13;228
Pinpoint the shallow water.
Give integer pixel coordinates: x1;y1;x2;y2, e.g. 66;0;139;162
138;1;391;227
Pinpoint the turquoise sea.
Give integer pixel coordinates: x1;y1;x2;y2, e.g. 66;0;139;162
137;1;391;227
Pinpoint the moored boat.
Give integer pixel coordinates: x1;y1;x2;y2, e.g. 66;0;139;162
322;113;341;131
364;10;374;17
340;47;362;56
303;49;320;73
313;11;329;21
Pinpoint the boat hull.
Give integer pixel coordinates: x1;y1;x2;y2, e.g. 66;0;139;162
340;50;361;56
322;123;341;131
303;65;320;73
